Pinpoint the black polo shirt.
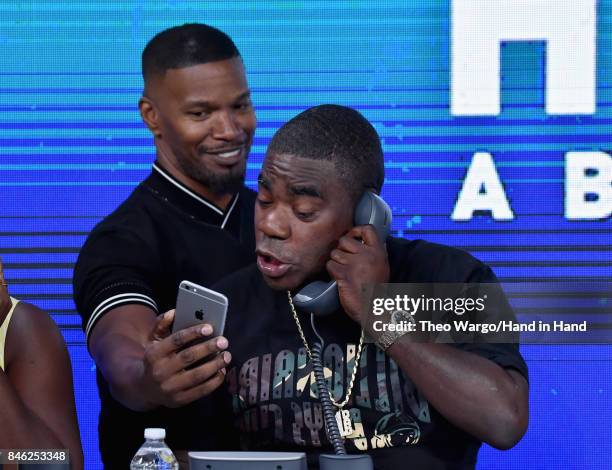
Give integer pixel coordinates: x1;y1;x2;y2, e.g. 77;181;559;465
73;162;256;468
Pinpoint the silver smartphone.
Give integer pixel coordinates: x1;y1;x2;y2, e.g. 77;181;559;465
172;280;228;338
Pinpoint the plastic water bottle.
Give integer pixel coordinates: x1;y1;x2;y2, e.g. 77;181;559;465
130;428;179;469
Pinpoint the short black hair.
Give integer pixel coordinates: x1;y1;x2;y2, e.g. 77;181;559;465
267;104;385;199
142;23;240;82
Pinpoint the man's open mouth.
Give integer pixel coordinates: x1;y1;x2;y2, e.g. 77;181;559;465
256;251;291;278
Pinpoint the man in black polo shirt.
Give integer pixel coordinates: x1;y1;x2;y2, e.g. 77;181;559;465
73;24;256;467
214;105;529;469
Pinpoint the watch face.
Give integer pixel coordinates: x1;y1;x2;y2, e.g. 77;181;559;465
391;309;413;324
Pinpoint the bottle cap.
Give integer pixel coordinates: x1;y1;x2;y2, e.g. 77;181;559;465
144;428;166;440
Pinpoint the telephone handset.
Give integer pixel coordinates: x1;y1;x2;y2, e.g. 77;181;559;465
292;191;392;316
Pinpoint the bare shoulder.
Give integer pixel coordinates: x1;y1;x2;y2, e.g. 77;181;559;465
12;300;63;338
6;300;67;367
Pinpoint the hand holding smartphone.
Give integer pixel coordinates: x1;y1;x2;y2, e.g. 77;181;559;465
137;281;230;408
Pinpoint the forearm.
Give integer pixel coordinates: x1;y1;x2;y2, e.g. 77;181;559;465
90;306;161;411
0;371;64;449
96;340;158;411
386;340;528;448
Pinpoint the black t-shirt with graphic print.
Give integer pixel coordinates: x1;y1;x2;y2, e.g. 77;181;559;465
214;237;528;470
73;162;256;468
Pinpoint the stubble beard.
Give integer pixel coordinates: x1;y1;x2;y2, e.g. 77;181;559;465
177;152;247;196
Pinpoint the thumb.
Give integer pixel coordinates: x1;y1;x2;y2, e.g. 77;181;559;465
150;309;175;341
361;224;382;247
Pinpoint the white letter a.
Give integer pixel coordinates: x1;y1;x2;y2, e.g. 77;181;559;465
452;152;514;221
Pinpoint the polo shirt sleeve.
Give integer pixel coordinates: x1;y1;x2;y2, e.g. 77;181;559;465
73;223;161;342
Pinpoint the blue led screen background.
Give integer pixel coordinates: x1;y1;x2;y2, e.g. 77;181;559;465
0;2;610;468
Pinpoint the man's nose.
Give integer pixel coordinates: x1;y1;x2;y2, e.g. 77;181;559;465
212;110;241;141
257;207;291;240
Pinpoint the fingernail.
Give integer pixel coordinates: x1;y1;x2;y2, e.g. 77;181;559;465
201;324;213;336
220;368;227;375
223;351;232;364
217;337;228;349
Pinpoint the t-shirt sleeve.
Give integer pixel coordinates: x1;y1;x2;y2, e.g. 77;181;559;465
73;224;161;342
457;342;528;381
453;263;529;382
394;240;529;382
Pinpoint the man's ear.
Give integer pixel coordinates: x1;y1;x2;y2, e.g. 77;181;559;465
139;96;162;138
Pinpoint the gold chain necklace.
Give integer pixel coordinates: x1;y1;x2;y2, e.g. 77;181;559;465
286;291;365;409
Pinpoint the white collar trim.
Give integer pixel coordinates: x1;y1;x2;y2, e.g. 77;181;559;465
152;163;240;220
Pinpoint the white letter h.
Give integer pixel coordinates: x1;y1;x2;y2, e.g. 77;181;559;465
451;0;597;116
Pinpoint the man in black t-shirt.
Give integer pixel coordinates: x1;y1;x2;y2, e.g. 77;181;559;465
213;105;529;469
73;24;257;468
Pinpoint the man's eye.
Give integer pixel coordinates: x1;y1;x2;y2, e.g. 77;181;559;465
188;111;208;118
236;100;252;110
296;211;314;220
257;199;272;207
